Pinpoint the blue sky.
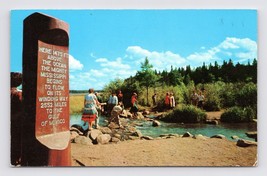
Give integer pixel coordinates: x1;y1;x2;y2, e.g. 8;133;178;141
11;10;257;90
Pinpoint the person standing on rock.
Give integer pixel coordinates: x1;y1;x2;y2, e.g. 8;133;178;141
107;92;118;116
130;92;138;117
109;102;124;128
82;88;99;130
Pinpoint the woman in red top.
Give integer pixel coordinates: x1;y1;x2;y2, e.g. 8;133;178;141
165;92;170;109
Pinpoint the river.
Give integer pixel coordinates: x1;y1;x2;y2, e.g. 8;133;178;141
70;114;257;141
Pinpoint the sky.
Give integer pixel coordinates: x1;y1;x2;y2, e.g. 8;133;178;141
11;10;257;90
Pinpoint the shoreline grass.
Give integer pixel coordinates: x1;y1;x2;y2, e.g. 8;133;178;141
70;94;84;114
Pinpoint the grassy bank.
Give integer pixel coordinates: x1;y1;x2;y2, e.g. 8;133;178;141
70;94;84;114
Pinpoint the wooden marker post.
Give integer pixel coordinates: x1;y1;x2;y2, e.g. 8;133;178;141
22;13;71;166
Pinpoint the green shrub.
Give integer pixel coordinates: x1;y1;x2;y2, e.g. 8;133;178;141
161;105;207;123
236;82;257;108
198;82;224;111
221;106;256;123
220;83;239;108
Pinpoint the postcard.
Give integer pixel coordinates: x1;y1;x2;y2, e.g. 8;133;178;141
10;9;257;167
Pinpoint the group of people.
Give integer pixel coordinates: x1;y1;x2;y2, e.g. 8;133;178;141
82;88;205;130
82;89;126;130
164;92;176;109
190;90;205;109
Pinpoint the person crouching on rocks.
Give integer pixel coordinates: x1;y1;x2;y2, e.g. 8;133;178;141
109;102;124;129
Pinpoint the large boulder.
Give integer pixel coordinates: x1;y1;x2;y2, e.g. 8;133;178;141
152;120;161;127
231;135;240;140
99;127;112;134
131;130;143;138
245;131;257;141
182;132;193;138
236;139;257;147
74;136;93;145
89;129;103;141
113;133;121;139
97;134;111;144
193;134;208;140
205;120;219;125
210;134;226;139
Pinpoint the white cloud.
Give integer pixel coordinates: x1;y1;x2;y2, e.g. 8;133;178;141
96;58;108;63
126;46;187;71
69;72;99;90
97;57;131;70
69;54;83;71
126;46;151;58
186;37;257;65
89;69;106;77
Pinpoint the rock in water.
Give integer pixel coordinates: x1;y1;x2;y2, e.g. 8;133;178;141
152;120;161;127
245;131;257;141
193;134;208;140
236;139;257;147
130;130;143;137
231;135;239;140
210;134;226;139
182;132;193;138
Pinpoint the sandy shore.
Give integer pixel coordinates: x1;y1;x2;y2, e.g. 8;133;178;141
71;137;257;167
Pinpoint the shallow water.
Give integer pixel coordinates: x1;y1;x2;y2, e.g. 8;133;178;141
70;114;257;141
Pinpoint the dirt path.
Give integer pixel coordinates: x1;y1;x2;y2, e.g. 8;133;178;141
71;137;257;167
206;110;224;120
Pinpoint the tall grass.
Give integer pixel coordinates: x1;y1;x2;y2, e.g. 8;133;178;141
70;94;85;114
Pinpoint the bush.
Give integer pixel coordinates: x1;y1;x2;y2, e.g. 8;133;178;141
198;82;224;111
221;106;256;123
161;105;207;123
220;83;239;108
236;82;257;108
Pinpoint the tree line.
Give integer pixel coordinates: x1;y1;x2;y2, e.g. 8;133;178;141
155;58;257;86
102;57;257;108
